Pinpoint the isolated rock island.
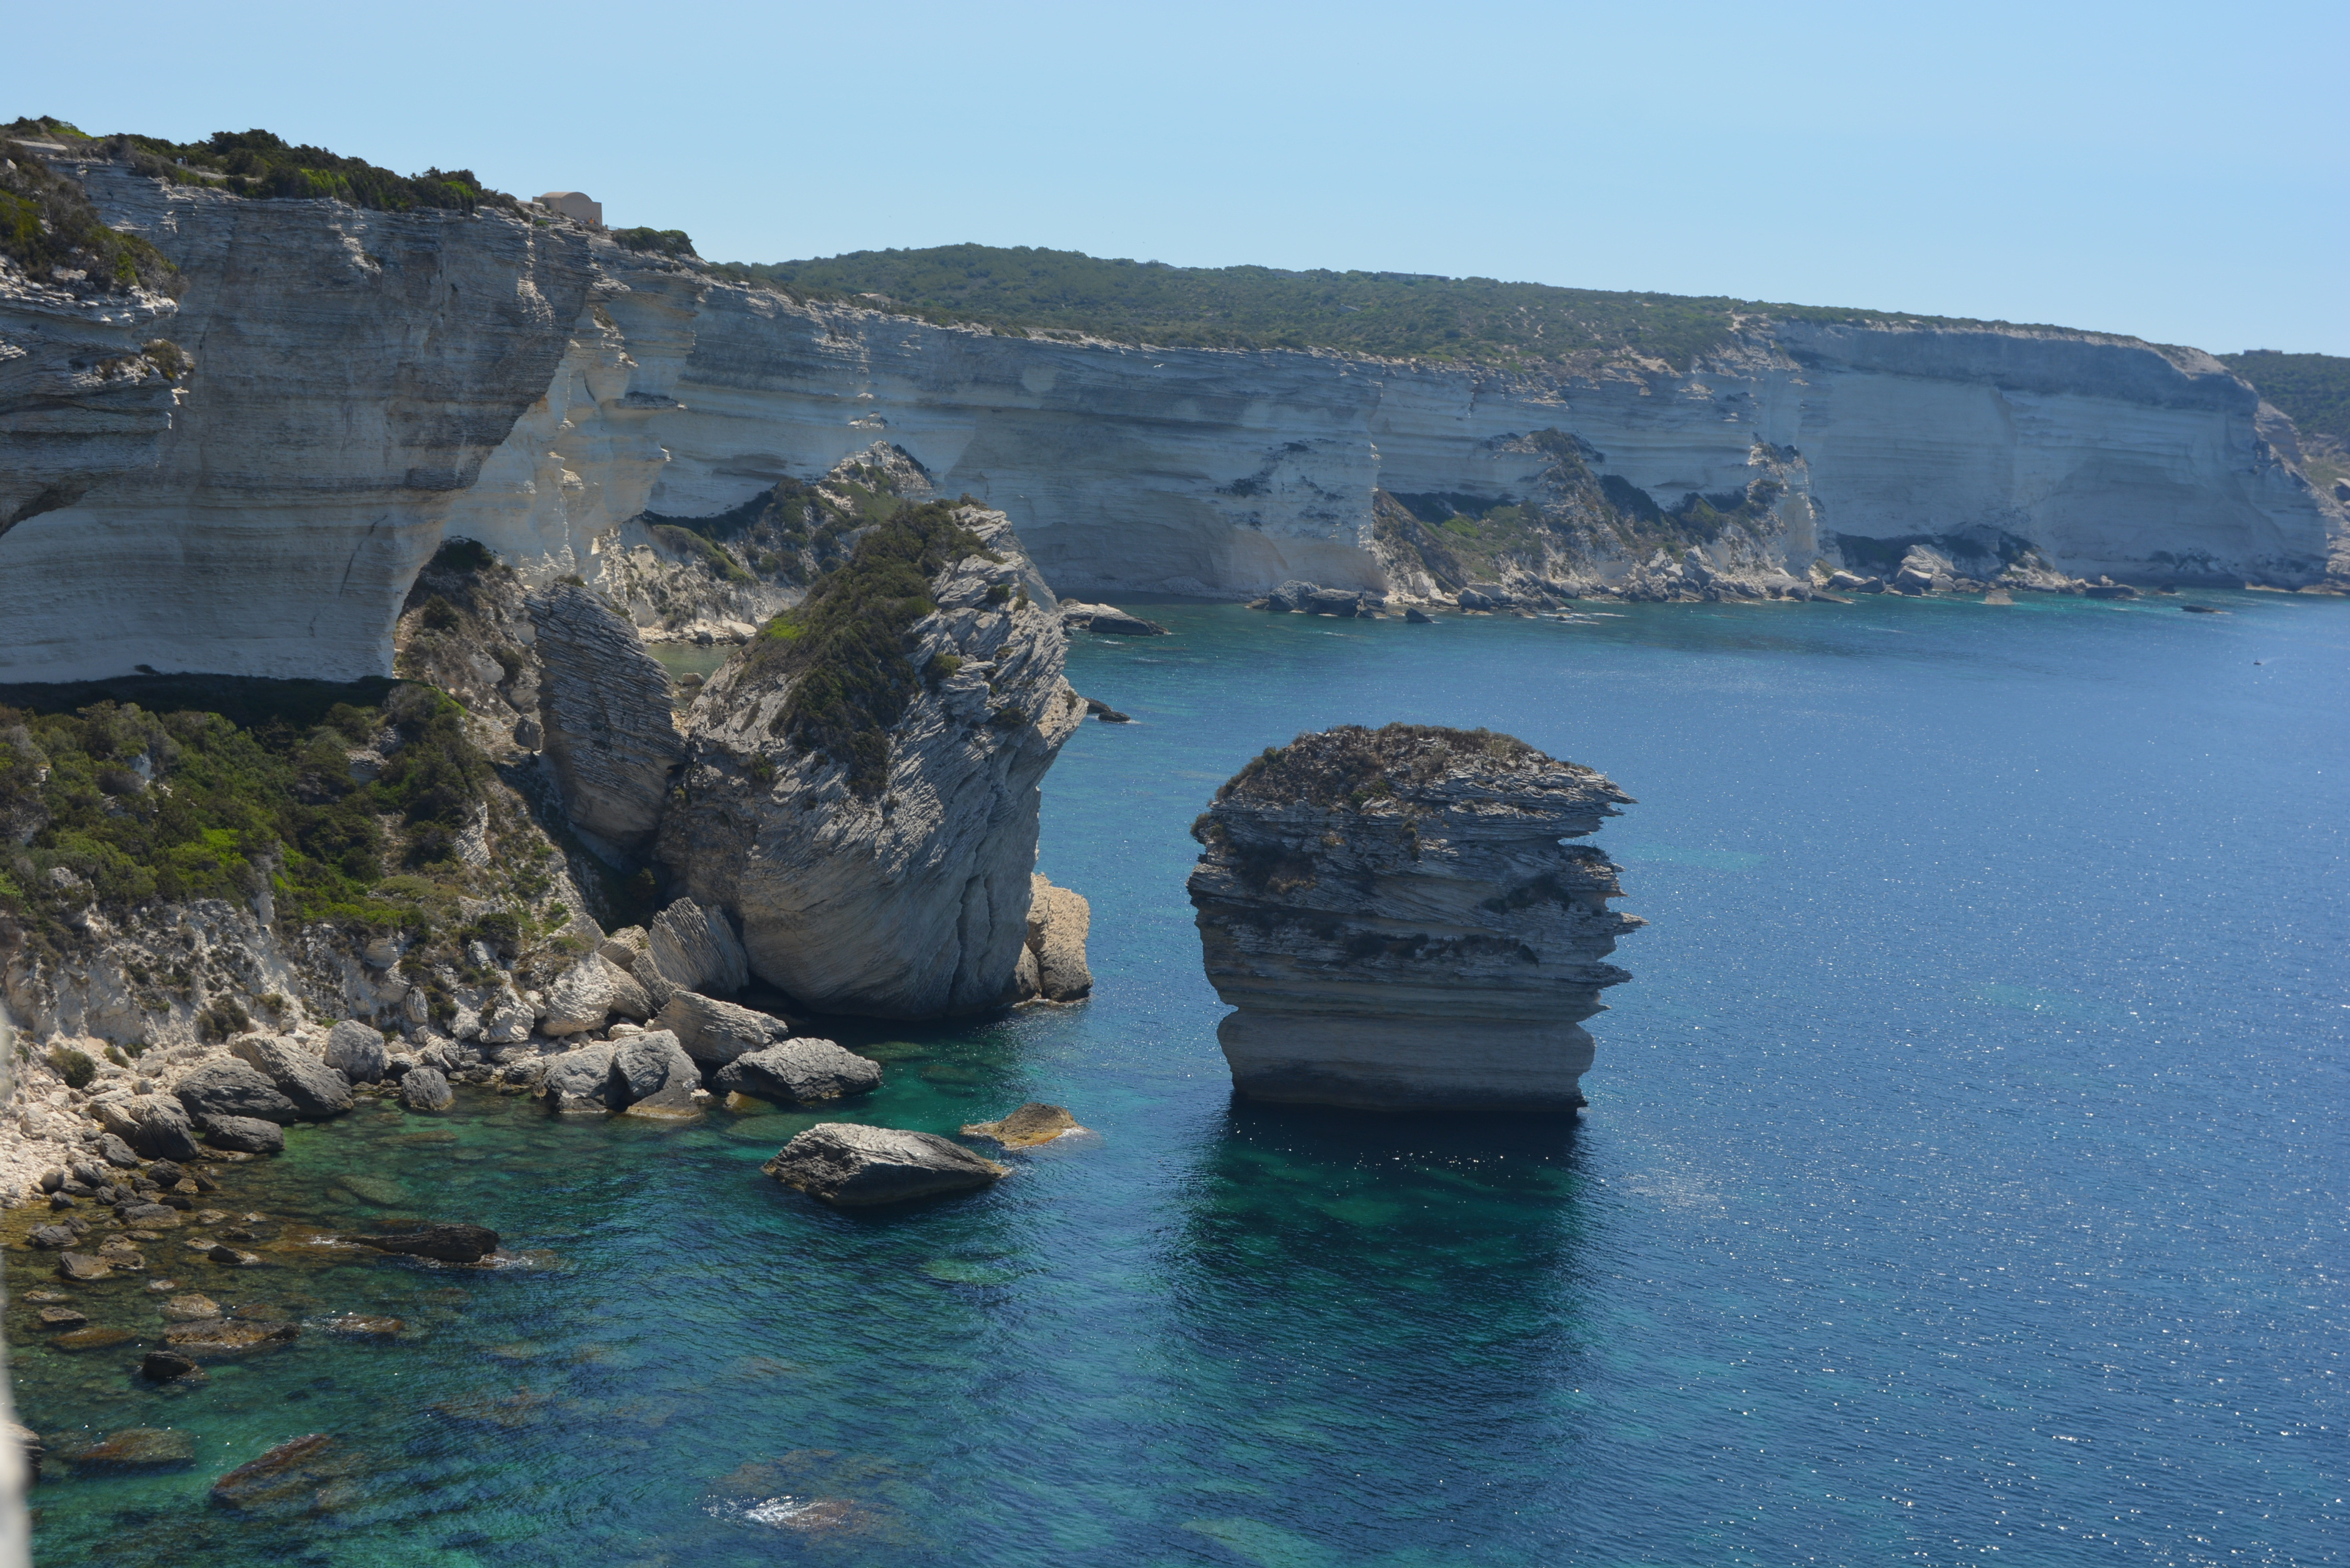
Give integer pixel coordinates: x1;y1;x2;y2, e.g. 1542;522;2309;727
1188;724;1641;1111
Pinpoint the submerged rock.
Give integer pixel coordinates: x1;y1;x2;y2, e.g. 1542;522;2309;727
161;1293;221;1322
57;1252;112;1282
711;1039;882;1105
961;1103;1089;1148
1187;723;1642;1112
199;1115;286;1155
657;488;1084;1018
163;1319;299;1359
54;1326;137;1352
139;1350;204;1383
209;1432;345;1514
36;1306;88;1328
72;1427;195;1469
763;1123;1008;1206
354;1224;499;1263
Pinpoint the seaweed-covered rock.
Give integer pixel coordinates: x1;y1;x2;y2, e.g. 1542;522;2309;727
354;1224;499;1263
711;1039;881;1105
72;1427;195;1469
763;1123;1007;1206
1187;723;1642;1112
961;1102;1088;1148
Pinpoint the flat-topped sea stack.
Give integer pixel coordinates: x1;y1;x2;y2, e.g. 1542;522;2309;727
1187;724;1642;1111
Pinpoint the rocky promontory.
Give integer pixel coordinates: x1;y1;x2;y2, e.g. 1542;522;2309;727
1187;724;1642;1111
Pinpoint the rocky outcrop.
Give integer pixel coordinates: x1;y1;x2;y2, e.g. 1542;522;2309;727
762;1122;1007;1206
528;583;685;851
961;1102;1088;1148
1187;723;1643;1111
644;898;748;998
1060;602;1168;636
1014;875;1092;1003
655;989;784;1064
710;1039;881;1105
226;1034;354;1118
658;486;1086;1017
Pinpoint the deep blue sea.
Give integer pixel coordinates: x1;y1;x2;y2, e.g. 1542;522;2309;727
12;590;2346;1566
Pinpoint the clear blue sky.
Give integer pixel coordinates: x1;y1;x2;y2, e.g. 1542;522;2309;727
17;0;2346;355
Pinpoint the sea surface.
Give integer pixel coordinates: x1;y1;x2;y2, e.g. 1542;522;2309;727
10;591;2346;1567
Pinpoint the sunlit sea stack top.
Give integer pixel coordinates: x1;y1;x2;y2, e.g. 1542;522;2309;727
1187;724;1642;1112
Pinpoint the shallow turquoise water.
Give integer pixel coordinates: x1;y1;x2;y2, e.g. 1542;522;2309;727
11;591;2346;1566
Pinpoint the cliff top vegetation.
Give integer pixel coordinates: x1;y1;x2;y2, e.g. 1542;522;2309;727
716;243;2049;372
4;116;517;215
0;132;177;293
1212;724;1573;812
2220;350;2350;450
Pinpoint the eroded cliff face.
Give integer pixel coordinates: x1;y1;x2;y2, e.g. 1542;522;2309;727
655;464;1081;1018
3;144;2342;689
1188;724;1642;1111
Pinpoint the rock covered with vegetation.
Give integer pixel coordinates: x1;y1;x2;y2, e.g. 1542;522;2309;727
1187;723;1642;1111
656;451;1086;1017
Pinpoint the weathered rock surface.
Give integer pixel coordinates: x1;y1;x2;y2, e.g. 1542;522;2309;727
644;897;749;998
659;494;1085;1017
537;1042;616;1115
711;1039;881;1105
1188;723;1642;1111
656;989;786;1065
539;954;620;1035
606;1029;700;1115
175;1060;301;1126
762;1123;1008;1206
1016;874;1092;1002
160;1293;220;1322
354;1224;499;1263
57;1252;112;1281
227;1034;354;1118
199;1115;285;1155
324;1020;388;1083
961;1102;1089;1147
93;1093;202;1162
398;1067;454;1112
528;582;685;850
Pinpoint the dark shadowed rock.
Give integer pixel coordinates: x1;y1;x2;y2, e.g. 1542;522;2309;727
354;1224;499;1263
200;1115;286;1155
1263;580;1319;613
530;581;687;852
711;1039;881;1105
763;1123;1008;1207
139;1350;204;1383
117;1203;180;1228
228;1034;354;1119
657;990;787;1065
1404;606;1435;624
98;1132;140;1167
177;1059;301;1126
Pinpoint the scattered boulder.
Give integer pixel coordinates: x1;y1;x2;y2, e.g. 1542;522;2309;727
1404;606;1436;624
354;1224;499;1263
324;1021;388;1084
94;1094;203;1162
199;1115;286;1155
204;1245;264;1267
117;1203;181;1228
1059;601;1170;636
36;1306;88;1328
57;1252;112;1282
657;990;787;1065
711;1039;882;1105
763;1123;1009;1207
539;954;619;1036
55;1325;140;1351
1455;583;1513;611
226;1035;354;1119
28;1223;76;1249
72;1427;195;1469
1262;580;1319;613
1828;569;1884;593
598;927;649;974
97;1132;140;1168
399;1067;455;1112
1305;587;1366;616
537;1042;616;1115
961;1103;1088;1148
160;1293;221;1322
163;1319;298;1359
606;1029;701;1115
646;898;750;997
139;1351;204;1383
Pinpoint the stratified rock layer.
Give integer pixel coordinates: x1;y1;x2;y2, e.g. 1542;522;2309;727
528;583;685;851
1187;723;1642;1111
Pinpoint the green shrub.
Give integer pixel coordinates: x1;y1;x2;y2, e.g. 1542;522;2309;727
613;227;695;259
0;135;178;294
431;537;496;572
44;1044;96;1089
651;524;755;585
197;997;250;1042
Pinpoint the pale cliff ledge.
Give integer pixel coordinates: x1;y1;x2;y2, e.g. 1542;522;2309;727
1188;724;1642;1113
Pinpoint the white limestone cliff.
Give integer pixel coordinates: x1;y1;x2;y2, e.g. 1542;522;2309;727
1;146;2342;689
